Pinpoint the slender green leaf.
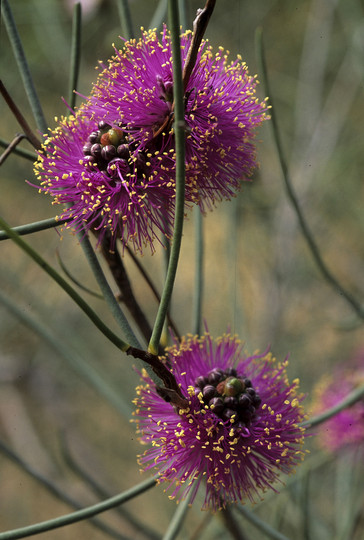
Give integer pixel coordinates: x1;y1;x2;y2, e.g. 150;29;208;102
68;2;82;110
148;0;185;354
2;0;47;134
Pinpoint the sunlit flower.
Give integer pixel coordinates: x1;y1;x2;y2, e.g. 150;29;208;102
34;27;267;252
133;333;306;510
311;351;364;453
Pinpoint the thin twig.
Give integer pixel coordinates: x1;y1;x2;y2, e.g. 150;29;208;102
256;28;364;321
0;133;26;165
301;379;364;429
0;80;42;150
0;216;68;241
220;506;249;540
236;504;290;540
0;477;157;540
2;0;48;134
148;0;186;355
152;0;216;138
60;435;160;540
0;137;36;161
125;245;181;340
68;2;82;110
117;0;134;41
0;441;130;540
99;231;152;345
182;0;216;90
126;346;188;408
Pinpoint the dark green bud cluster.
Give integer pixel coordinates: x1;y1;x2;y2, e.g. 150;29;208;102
194;367;261;426
82;120;132;178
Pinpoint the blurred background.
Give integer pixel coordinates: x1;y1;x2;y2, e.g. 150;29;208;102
1;0;364;538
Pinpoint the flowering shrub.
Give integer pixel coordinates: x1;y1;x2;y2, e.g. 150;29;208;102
34;28;267;252
133;332;306;510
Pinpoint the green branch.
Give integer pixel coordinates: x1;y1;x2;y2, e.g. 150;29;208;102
0;441;129;540
0;289;132;417
301;380;364;429
236;504;289;540
0;137;37;161
256;27;364;321
2;0;47;134
192;208;204;335
0;217;67;241
117;0;134;41
148;0;186;354
68;2;82;110
0;216;129;352
162;491;192;540
0;477;157;539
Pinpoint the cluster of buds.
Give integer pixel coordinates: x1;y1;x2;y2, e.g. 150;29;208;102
194;366;262;426
82;120;144;179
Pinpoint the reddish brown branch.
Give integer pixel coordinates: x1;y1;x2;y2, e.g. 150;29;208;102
125;245;181;341
0;133;26;165
151;0;216;140
98;230;153;344
182;0;216;91
126;346;188;409
0;80;42;151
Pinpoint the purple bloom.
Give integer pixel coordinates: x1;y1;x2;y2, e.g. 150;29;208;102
133;333;306;510
34;28;267;252
312;351;364;453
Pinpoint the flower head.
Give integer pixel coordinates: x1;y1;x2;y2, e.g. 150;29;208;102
133;333;306;510
311;350;364;453
34;28;268;252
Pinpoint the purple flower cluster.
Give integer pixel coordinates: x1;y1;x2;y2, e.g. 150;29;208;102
34;28;268;252
133;333;306;510
312;350;364;453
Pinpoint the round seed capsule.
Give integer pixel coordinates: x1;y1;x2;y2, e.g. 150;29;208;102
100;132;111;146
90;143;102;159
207;368;224;385
202;385;217;402
238;394;251;409
253;394;262;408
224;377;244;396
209;397;224;415
88;131;101;144
224;396;238;410
107;158;128;178
246;387;256;398
108;128;123;146
222;408;236;422
98;120;111;131
101;145;117;161
83;155;96;167
117;144;130;159
83;142;92;155
195;375;207;389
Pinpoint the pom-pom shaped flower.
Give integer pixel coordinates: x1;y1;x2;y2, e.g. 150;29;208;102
311;352;364;453
34;27;268;252
133;333;306;510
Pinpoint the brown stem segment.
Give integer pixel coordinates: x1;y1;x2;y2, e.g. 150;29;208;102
0;133;26;165
151;0;216;140
98;230;153;344
182;0;216;91
126;346;189;409
0;80;42;151
125;245;181;341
